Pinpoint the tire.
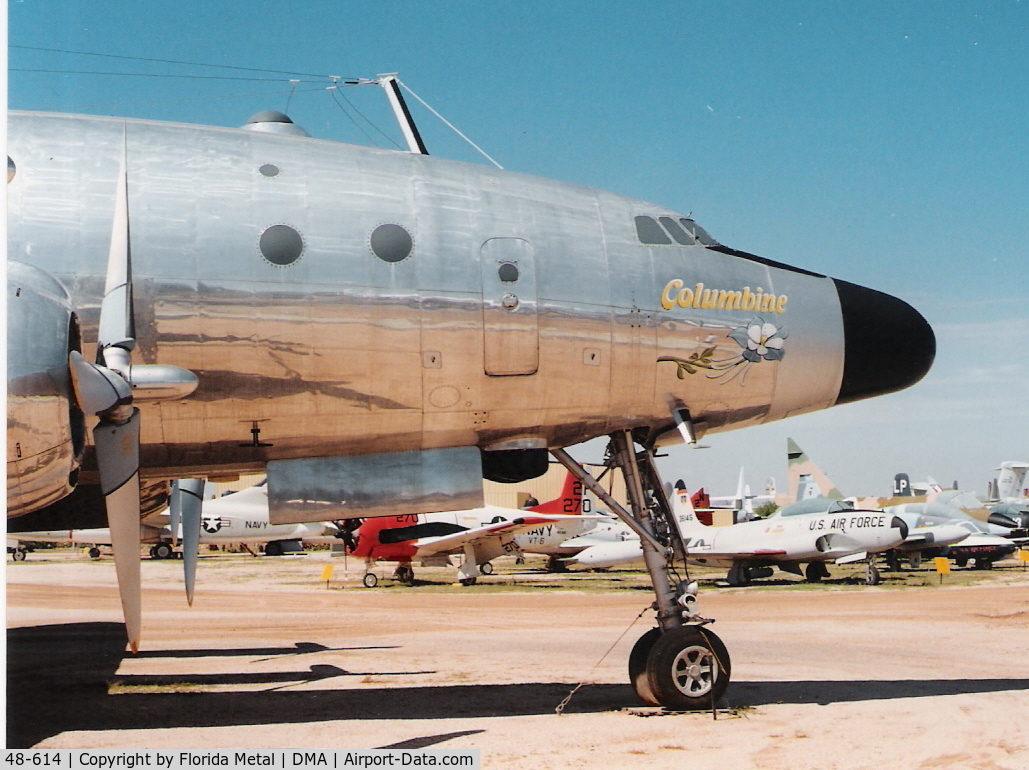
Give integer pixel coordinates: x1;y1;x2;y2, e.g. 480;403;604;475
954;557;968;568
805;562;828;582
153;543;174;560
865;562;880;586
394;565;414;584
88;547;101;560
479;561;494;575
546;556;568;573
628;627;662;706
459;577;477;586
645;626;731;710
726;564;750;587
12;549;26;561
974;557;992;570
363;572;378;588
264;541;282;557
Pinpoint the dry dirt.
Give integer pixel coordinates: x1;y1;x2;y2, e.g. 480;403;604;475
7;550;1029;769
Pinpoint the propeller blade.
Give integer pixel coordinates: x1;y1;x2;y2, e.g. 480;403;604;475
177;479;206;606
94;408;142;652
169;480;181;547
85;129;197;649
97;150;135;356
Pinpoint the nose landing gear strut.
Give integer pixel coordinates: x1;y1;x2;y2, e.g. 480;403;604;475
553;430;731;710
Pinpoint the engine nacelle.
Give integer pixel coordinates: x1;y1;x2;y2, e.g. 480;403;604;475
7;261;85;518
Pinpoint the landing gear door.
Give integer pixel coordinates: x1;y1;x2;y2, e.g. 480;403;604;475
481;238;538;376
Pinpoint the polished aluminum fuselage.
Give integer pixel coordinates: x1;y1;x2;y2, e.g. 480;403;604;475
7;111;846;483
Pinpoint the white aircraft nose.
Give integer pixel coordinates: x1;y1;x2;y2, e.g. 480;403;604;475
927;524;972;547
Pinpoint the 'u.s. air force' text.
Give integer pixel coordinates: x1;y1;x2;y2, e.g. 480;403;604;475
810;515;888;532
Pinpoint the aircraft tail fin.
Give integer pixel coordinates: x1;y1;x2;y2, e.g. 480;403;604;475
996;462;1029;501
786;438;844;502
733;467;746;510
530;472;586;514
892;473;913;497
670;480;708;534
740;483;755;520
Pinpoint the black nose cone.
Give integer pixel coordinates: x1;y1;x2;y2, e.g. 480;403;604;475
833;279;935;406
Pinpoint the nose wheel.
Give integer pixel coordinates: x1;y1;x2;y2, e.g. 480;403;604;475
554;430;733;711
645;625;730;709
629;625;731;709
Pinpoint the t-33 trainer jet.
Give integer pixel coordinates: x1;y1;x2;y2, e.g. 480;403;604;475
6;76;935;709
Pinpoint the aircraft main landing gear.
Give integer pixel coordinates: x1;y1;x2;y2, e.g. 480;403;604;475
393;565;415;585
805;561;830;582
553;430;732;710
865;559;880;585
726;564;750;586
150;543;174;560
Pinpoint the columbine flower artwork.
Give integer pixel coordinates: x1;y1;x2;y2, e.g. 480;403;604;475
657;319;788;386
733;321;786;363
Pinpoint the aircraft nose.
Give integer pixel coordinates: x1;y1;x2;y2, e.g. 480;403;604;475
890;516;910;540
833;279;935;406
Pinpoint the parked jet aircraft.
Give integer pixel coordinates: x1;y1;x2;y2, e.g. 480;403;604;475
7;481;341;559
350;472;599;584
570;480;910;585
887;496;1017;569
777;442;974;568
889;465;1029;537
6;78;935;708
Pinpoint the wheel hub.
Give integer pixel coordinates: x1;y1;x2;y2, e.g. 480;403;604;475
673;647;714;695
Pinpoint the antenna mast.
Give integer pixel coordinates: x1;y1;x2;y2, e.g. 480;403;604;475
376;73;428;155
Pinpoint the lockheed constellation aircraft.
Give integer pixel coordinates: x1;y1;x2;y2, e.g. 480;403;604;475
6;76;935;709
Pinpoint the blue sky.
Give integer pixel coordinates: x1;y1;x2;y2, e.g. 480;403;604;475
10;1;1028;498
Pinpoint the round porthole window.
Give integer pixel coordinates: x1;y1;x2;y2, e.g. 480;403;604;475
259;224;304;266
259;163;280;177
498;262;520;283
370;223;413;263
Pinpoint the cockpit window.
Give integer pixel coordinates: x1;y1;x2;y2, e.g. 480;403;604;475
634;215;671;244
659;216;695;245
636;214;720;247
680;219;718;246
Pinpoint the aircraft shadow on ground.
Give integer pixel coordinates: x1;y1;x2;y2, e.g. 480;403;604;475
727;678;1029;708
134;643;400;660
9;622;1029;748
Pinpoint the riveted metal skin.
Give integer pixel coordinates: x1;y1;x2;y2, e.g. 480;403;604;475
7;111;934;521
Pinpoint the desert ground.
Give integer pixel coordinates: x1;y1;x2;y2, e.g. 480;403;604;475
7;549;1029;768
